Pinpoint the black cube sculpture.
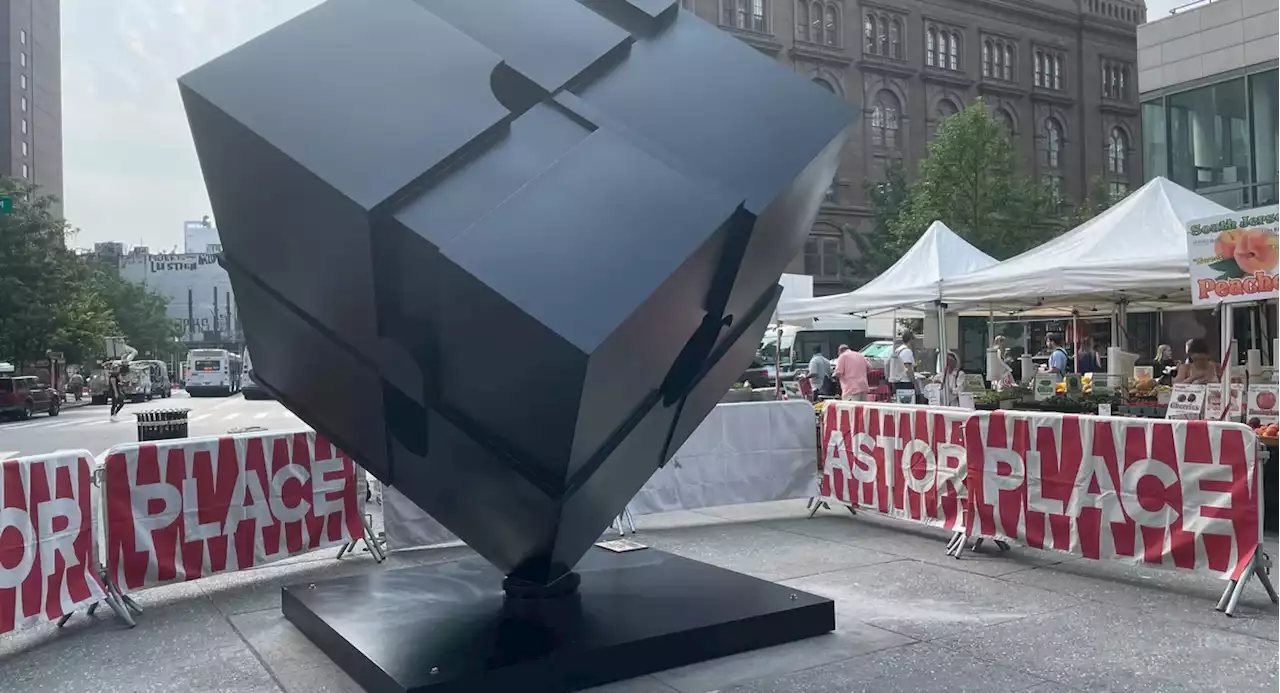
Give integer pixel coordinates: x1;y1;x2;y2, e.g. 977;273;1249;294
181;0;851;690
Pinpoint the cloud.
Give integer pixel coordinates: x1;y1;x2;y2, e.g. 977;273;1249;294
63;0;323;249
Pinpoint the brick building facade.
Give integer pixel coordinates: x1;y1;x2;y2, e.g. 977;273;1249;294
680;0;1142;295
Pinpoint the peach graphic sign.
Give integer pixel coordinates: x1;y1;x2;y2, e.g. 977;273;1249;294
1186;206;1279;307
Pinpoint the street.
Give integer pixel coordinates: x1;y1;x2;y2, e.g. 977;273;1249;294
0;390;302;460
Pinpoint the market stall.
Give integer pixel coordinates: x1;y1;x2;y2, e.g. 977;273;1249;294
777;220;997;321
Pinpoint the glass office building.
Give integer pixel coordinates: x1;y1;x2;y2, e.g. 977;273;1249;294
1142;68;1278;209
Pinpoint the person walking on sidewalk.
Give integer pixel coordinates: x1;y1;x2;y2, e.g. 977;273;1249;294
108;364;128;421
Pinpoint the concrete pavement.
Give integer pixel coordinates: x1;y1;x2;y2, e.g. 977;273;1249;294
0;390;302;460
0;394;1276;692
0;498;1275;693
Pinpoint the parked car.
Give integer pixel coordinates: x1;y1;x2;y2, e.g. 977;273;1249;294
859;340;895;369
0;375;61;420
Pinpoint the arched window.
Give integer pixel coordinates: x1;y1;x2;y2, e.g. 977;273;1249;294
1050;55;1061;89
750;0;766;31
1108;127;1128;174
996;108;1015;136
864;15;876;52
890;18;903;59
926;27;938;66
878;17;889;55
936;99;959;135
1043;117;1063;169
983;39;993;77
810;1;823;43
871;91;901;149
1003;45;1014;80
948;31;960;70
824;4;837;46
1035;50;1045;86
796;1;810;41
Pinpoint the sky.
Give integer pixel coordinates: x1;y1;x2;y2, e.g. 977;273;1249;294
63;0;322;250
62;0;1182;251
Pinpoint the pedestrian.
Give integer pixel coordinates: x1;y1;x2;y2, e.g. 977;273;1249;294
887;330;920;403
833;344;869;401
806;346;832;402
1043;332;1070;376
109;364;128;421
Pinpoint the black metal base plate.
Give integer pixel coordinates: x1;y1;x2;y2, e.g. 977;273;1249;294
282;547;835;693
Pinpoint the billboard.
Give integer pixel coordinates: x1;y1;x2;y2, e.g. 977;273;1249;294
118;252;238;344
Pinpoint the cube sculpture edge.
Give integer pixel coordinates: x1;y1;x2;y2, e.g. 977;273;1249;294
181;0;853;588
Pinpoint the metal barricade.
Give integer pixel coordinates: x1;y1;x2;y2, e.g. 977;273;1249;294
135;408;192;442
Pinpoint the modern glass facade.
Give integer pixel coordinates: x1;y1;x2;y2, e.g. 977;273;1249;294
1142;68;1278;209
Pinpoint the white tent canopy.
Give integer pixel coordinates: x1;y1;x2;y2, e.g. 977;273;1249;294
941;177;1232;310
777;220;998;321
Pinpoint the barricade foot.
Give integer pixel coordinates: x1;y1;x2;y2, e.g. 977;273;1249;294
973;538;985;551
1215;579;1237;612
624;508;637;533
1256;564;1279;605
335;542;352;560
1223;552;1264;617
994;540;1011;552
846;505;856;516
56;612;74;627
945;532;963;555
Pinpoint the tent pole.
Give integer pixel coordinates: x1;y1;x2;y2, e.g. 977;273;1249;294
1220;303;1233;420
1072;311;1080;373
937;302;948;406
774;305;783;400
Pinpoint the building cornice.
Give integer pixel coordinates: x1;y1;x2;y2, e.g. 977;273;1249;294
1031;86;1076;107
858;57;917;79
724;27;783;55
978;79;1027;99
789;43;855;67
921;67;974;89
1099;99;1139;116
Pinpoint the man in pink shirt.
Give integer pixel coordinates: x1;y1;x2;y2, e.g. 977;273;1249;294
833;344;869;401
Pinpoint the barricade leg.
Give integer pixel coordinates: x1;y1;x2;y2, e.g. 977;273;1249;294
362;514;386;563
994;540;1011;552
623;507;637;534
1215;579;1237;612
1255;559;1278;605
973;538;985;551
1224;560;1251;617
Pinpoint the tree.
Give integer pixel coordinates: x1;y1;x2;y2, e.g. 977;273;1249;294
845;158;910;288
1057;175;1117;230
0;180;117;364
888;100;1053;260
91;268;183;360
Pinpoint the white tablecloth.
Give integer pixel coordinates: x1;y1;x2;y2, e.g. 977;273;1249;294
382;400;818;550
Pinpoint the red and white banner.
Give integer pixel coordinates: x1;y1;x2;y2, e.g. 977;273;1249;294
100;430;363;592
0;450;106;635
818;401;1263;580
819;403;969;530
967;410;1260;580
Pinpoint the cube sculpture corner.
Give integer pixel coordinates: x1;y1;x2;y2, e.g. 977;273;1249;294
181;0;852;586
